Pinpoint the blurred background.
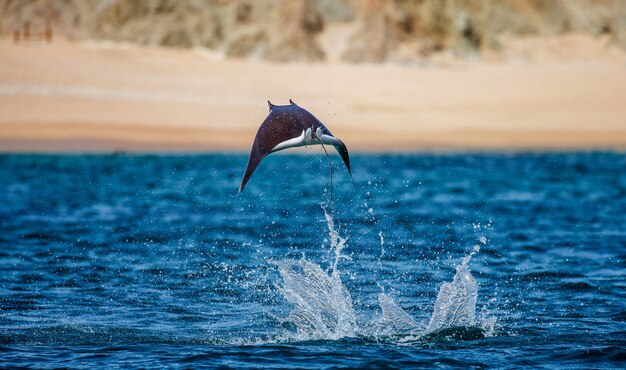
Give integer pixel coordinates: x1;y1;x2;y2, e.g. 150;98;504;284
1;0;626;151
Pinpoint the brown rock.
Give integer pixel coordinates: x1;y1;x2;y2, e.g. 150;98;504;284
2;0;626;63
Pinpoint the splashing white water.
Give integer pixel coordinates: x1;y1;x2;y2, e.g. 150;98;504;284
274;259;357;340
377;231;385;262
423;244;496;337
272;207;356;341
367;292;420;338
273;212;495;342
322;206;350;275
424;247;479;334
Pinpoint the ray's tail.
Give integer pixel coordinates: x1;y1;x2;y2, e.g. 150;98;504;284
319;140;333;206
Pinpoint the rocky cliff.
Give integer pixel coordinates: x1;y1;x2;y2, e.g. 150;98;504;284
2;0;625;63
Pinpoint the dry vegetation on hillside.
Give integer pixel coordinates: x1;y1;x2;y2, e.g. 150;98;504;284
2;0;626;63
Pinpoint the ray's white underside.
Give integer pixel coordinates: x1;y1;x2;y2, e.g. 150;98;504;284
270;128;342;153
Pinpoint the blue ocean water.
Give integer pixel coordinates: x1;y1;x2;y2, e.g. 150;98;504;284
0;152;625;369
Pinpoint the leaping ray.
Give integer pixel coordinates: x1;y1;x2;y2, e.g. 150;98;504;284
239;100;352;193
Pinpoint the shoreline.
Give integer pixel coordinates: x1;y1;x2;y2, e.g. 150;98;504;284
3;149;626;155
2;122;625;153
1;41;626;152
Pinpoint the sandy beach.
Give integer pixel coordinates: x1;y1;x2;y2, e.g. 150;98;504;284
1;40;625;152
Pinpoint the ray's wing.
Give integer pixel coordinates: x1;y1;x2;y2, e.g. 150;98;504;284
316;124;353;181
291;104;353;179
331;139;353;180
239;108;305;193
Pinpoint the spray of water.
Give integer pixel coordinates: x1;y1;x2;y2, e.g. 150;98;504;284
272;207;356;341
377;231;385;263
271;210;496;342
367;292;420;338
425;245;480;334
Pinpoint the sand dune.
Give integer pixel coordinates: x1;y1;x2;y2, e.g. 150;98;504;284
1;40;625;152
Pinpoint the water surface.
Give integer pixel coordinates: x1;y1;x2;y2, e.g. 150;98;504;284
1;153;625;368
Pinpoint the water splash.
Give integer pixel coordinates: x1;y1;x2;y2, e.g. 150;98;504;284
322;206;350;275
425;246;479;334
274;259;357;341
377;231;385;262
425;244;496;337
367;292;420;338
273;211;495;342
272;207;356;341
